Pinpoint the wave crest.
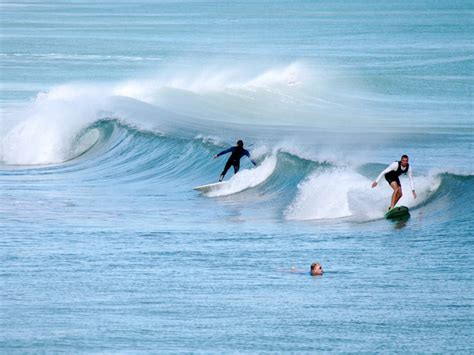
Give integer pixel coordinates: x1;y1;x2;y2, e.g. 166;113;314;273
285;168;442;221
206;156;277;197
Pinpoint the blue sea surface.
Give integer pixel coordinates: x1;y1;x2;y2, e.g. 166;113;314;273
1;0;473;352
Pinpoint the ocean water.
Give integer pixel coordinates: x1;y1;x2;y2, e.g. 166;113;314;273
1;0;473;352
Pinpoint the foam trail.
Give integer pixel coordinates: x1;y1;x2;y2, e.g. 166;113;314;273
206;156;277;197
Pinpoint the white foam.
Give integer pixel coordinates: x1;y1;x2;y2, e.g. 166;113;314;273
206;156;277;197
1;96;103;165
194;134;224;146
241;62;305;89
1;62;366;165
285;168;441;221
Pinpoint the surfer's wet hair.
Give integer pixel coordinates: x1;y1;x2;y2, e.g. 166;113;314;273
237;140;244;147
401;154;409;160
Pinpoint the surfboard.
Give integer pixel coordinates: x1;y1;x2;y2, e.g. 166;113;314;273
193;181;228;192
384;206;410;219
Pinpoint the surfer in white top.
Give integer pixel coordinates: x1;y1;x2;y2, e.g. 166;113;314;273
371;155;417;210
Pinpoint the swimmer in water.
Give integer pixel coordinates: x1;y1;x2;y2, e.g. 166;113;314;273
310;262;323;276
290;262;324;276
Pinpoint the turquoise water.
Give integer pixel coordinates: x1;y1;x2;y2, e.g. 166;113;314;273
1;1;473;352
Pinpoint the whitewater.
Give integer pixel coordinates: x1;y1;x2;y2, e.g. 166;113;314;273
1;0;473;352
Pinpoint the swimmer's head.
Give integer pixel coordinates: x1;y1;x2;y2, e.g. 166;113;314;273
237;140;244;147
310;263;323;276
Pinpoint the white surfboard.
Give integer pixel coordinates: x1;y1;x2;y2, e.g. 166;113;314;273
193;181;228;192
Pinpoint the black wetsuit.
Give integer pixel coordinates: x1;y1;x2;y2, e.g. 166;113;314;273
216;146;253;180
384;161;409;187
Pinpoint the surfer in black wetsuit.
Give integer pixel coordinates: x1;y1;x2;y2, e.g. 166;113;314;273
371;155;416;210
213;140;256;181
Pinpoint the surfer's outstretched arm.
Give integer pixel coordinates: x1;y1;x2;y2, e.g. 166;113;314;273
213;147;233;159
408;169;416;198
371;162;397;187
244;149;257;166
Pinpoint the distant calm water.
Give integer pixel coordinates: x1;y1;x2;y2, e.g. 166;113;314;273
1;1;473;352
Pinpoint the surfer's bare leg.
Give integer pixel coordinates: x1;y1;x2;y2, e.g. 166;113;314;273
389;181;402;209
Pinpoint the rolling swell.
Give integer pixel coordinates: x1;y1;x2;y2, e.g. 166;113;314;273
5;119;469;224
412;173;474;224
66;120;115;162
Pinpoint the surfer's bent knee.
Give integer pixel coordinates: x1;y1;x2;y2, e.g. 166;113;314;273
390;182;400;191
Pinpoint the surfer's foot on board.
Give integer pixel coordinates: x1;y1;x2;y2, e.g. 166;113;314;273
219;175;224;182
